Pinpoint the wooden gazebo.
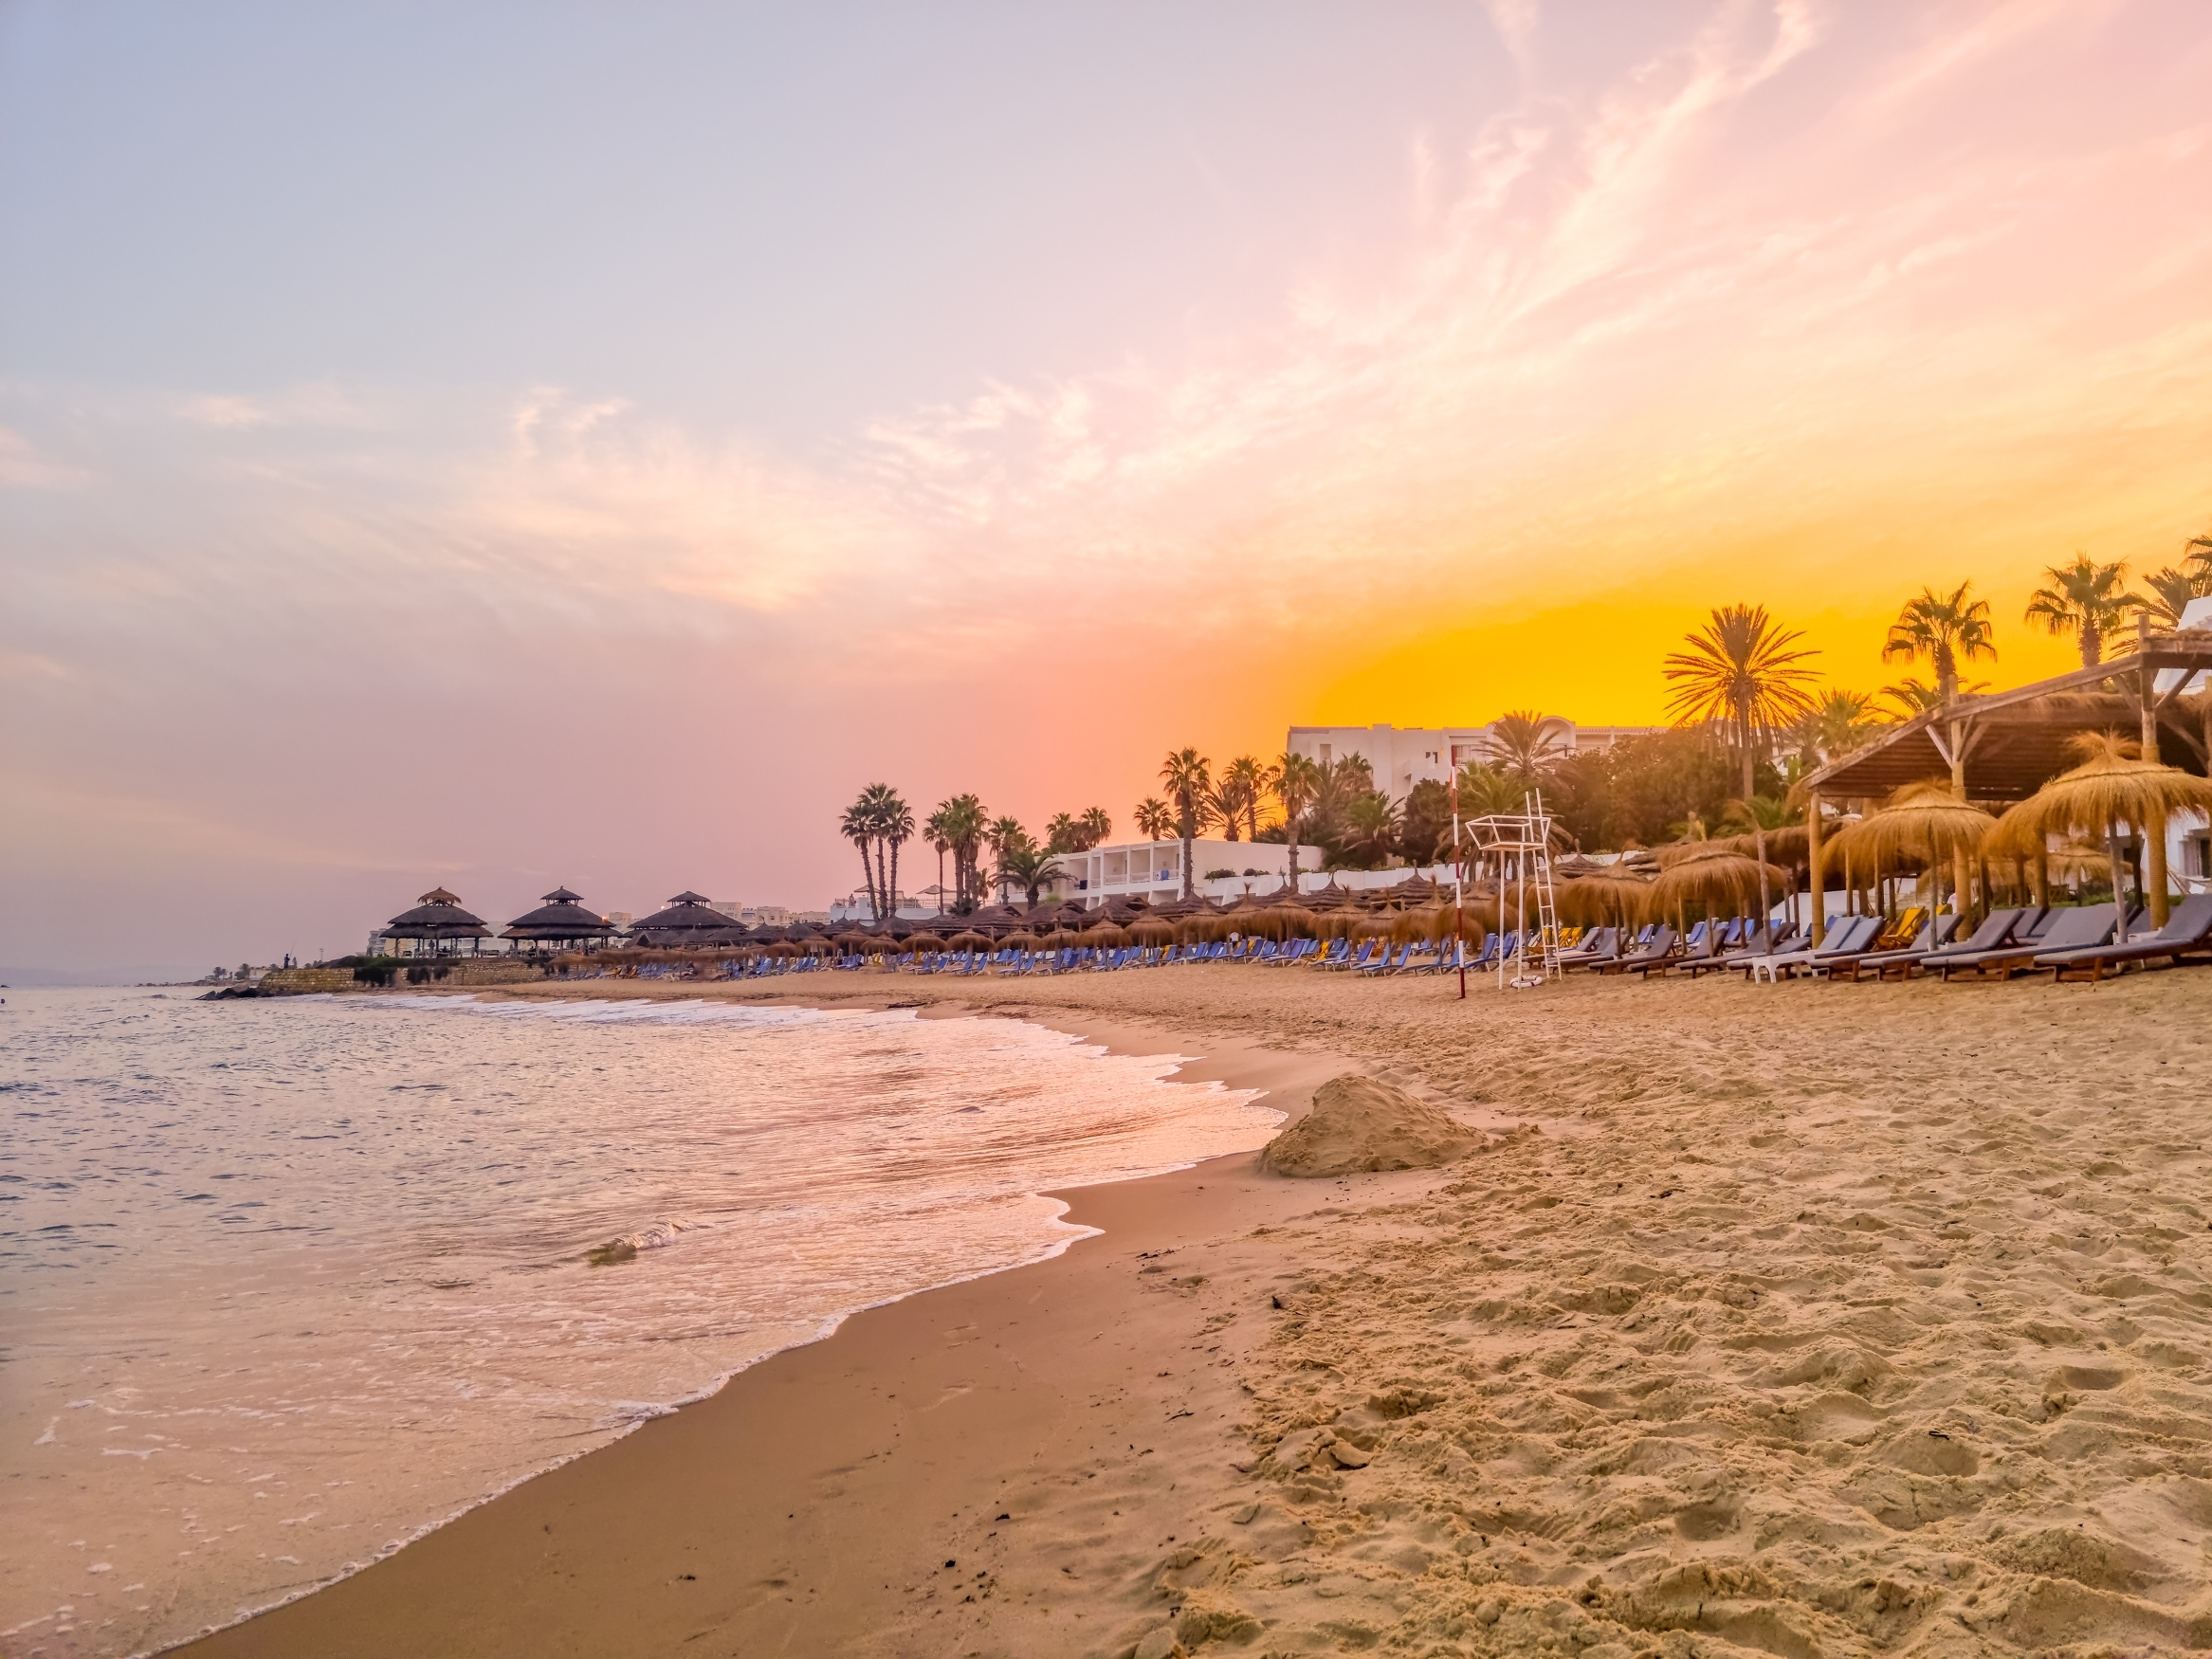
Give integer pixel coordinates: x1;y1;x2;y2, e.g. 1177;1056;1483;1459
502;887;615;954
379;887;493;957
1798;628;2212;941
631;891;731;945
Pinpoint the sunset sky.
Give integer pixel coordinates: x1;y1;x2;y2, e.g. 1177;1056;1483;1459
5;1;2211;973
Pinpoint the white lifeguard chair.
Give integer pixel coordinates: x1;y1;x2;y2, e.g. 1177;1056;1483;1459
1462;791;1562;989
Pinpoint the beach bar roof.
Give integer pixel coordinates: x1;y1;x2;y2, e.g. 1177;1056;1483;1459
1801;633;2212;805
502;886;614;945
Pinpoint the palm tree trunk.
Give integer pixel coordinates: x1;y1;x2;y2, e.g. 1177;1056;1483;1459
937;847;946;917
874;840;890;921
887;839;901;920
1180;804;1197;900
1753;823;1771;933
856;841;878;919
1286;814;1301;901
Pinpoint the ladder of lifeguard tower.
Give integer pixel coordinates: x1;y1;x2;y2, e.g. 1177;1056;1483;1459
1524;790;1562;980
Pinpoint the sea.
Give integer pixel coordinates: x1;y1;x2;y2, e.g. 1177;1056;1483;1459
0;986;1281;1658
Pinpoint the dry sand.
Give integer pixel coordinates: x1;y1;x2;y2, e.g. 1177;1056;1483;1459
174;962;2212;1659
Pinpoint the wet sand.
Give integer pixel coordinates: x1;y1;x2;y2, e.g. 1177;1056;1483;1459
176;962;2212;1658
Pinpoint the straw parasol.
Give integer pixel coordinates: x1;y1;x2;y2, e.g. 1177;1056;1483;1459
1130;917;1177;945
1647;852;1791;924
903;931;948;953
945;930;994;953
1000;931;1042;951
1830;781;1996;924
832;930;879;953
1555;871;1653;928
1087;922;1132;948
1992;732;2212;939
1039;928;1081;949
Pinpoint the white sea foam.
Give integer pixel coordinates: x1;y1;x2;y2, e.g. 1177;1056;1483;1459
1;986;1278;1659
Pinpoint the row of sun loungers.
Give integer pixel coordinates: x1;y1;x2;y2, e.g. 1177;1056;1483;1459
1543;897;2212;985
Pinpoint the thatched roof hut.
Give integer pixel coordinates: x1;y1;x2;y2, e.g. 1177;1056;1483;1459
502;887;613;947
631;891;730;942
380;888;492;952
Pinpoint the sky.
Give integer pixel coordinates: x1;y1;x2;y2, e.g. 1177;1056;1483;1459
4;0;2211;974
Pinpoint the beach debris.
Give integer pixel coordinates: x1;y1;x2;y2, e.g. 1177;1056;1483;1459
1258;1073;1476;1177
586;1217;704;1267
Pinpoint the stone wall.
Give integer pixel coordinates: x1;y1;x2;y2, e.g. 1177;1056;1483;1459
257;968;356;994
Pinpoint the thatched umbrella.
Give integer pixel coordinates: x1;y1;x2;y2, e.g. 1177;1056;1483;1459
1648;852;1790;935
945;930;994;953
1001;931;1042;952
903;931;948;954
1039;928;1082;949
1555;871;1653;929
1130;917;1177;946
833;930;879;954
1087;922;1132;949
1992;732;2212;939
1830;782;1996;929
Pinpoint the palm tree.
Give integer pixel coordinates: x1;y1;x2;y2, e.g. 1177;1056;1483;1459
924;808;953;917
840;797;880;917
1043;812;1079;854
1133;796;1176;842
2024;554;2141;667
1343;791;1400;867
1882;581;1997;705
1078;806;1113;848
996;839;1066;910
876;789;914;918
1880;675;1990;719
2139;564;2212;631
1202;774;1249;842
933;793;987;911
1788;689;1879;766
1271;752;1322;900
853;783;908;917
986;815;1027;905
1488;711;1568;787
1222;756;1269;841
1159;747;1212;899
1662;604;1821;799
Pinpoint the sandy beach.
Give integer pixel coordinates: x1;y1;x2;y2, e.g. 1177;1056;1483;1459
174;963;2212;1659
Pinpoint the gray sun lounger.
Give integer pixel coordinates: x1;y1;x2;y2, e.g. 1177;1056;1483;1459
1732;913;1881;979
1818;912;1965;982
1596;924;1676;975
1557;926;1619;969
1935;903;2119;981
1684;920;1790;979
2038;894;2212;982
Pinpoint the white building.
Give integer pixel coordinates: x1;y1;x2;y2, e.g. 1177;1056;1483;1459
1047;839;1323;908
1286;720;1662;802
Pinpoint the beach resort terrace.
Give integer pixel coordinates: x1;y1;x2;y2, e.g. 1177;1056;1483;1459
1046;838;1323;907
1288;719;1661;798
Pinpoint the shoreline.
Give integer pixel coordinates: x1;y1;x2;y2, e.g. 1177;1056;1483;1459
170;961;2212;1658
172;982;1375;1659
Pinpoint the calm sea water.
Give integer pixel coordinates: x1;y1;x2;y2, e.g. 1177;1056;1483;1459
1;987;1279;1658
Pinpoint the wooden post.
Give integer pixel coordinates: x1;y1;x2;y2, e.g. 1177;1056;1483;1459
1806;791;1825;947
2141;614;2171;927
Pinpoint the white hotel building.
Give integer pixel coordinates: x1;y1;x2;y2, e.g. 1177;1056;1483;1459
1286;719;1658;799
1049;719;1659;909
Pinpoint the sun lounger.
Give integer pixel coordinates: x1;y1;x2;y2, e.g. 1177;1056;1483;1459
1557;926;1618;969
1682;921;1777;978
2036;895;2212;982
1736;914;1882;981
1654;926;1722;976
1596;924;1677;976
1936;903;2120;981
1817;913;1965;982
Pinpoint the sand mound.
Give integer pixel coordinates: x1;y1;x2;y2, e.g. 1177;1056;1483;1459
1259;1073;1474;1176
